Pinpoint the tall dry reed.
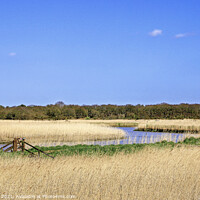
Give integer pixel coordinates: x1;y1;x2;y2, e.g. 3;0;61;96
0;120;125;144
0;147;200;200
137;119;200;133
69;119;200;133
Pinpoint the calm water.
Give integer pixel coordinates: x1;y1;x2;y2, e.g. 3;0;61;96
88;127;186;146
119;127;185;144
0;127;187;149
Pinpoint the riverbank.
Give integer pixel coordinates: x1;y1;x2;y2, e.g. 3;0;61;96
1;137;199;158
28;137;200;157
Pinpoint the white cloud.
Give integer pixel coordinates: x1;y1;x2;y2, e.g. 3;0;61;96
149;29;162;37
175;33;188;38
9;52;16;56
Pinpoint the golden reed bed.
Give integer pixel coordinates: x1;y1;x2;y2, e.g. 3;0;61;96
0;147;200;200
136;119;200;133
70;119;200;133
0;120;125;144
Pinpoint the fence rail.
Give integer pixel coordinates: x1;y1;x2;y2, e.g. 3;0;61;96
1;141;13;152
0;138;54;159
24;141;54;159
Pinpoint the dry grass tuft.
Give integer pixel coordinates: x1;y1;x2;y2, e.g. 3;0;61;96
0;147;200;200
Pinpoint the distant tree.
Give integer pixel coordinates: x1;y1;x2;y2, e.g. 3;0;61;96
75;107;88;119
0;103;200;120
6;112;16;120
55;101;65;108
88;108;100;119
62;107;76;119
46;107;62;119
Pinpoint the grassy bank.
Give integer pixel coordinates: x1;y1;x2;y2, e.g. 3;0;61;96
1;137;199;158
1;146;200;200
28;137;200;157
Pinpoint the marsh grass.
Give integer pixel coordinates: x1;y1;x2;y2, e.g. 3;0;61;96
0;120;125;144
69;119;139;127
69;119;200;133
0;146;200;200
136;119;200;133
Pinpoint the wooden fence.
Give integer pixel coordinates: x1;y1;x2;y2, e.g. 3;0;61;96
0;138;54;159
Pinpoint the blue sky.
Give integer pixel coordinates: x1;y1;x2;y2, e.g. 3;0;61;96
0;0;200;106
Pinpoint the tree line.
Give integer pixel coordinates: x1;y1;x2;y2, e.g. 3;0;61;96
0;102;200;120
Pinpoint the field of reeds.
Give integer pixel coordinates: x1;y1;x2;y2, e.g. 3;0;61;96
135;119;200;134
69;119;200;134
0;120;125;144
68;119;139;127
1;146;200;200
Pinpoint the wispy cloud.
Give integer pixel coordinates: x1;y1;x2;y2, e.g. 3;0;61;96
174;33;194;38
9;52;16;56
149;29;162;37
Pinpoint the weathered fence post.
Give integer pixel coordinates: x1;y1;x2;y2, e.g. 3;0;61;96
13;138;18;152
22;138;25;152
